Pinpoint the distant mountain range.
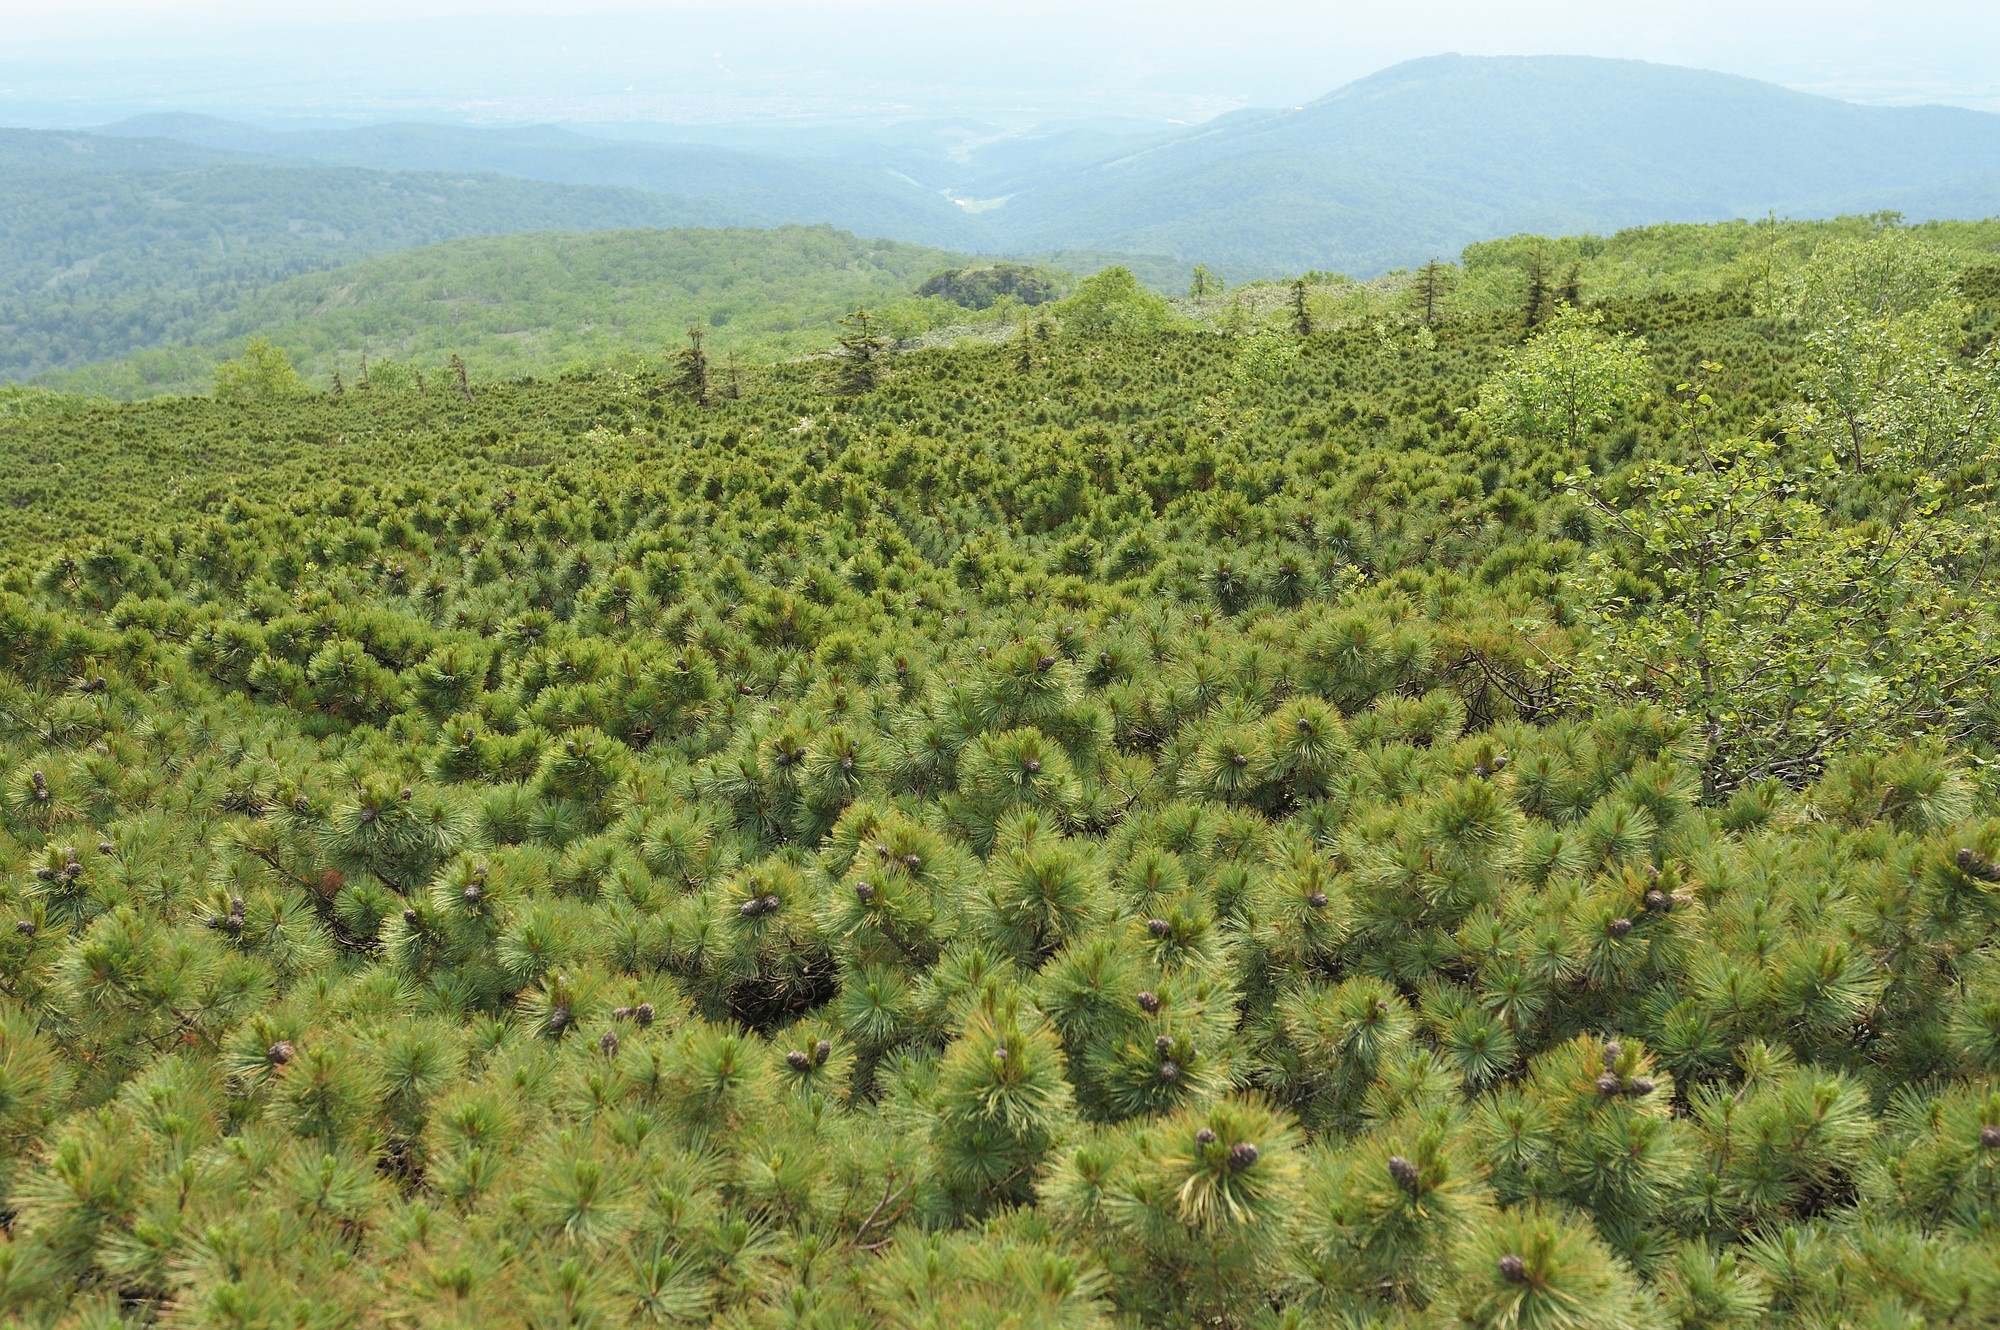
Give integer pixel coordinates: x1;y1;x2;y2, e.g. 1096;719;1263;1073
981;55;2000;274
94;115;983;250
89;55;2000;278
7;53;2000;387
0;140;734;380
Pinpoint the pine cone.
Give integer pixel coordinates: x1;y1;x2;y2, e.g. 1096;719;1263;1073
1157;1059;1181;1083
599;1030;620;1057
1596;1073;1622;1096
1603;1041;1623;1067
1387;1154;1420;1197
1137;990;1160;1013
634;1003;655;1026
546;1005;571;1033
1498;1254;1527;1284
786;1049;811;1071
1980;1125;2000;1149
463;883;484;904
1307;890;1329;908
1147;918;1170;937
1025;758;1042;774
1196;1127;1217;1145
267;1041;294;1066
1644;889;1672;912
14;920;35;936
403;908;420;926
1628;1077;1656;1098
1607;917;1634;937
814;1039;831;1065
1227;1141;1259;1172
854;881;875;903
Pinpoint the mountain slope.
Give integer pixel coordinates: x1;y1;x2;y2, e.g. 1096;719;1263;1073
100;116;985;251
0;127;246;174
98;57;2000;281
0;139;735;380
982;55;2000;275
36;225;989;398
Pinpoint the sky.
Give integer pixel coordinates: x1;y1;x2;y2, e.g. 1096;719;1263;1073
3;0;1997;126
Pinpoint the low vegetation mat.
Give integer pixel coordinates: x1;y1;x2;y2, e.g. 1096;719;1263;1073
0;225;1998;1328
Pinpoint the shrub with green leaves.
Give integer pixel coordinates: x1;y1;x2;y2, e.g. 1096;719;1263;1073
0;219;1996;1328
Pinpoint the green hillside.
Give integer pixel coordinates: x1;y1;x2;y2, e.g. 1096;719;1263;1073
23;54;2000;397
987;55;2000;275
35;227;1061;399
0;144;727;382
0;222;1998;1326
46;213;2000;403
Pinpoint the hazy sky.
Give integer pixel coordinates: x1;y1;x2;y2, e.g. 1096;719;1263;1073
4;0;1997;125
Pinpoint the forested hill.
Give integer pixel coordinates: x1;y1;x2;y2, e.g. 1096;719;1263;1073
12;55;2000;389
0;128;244;173
0;137;727;381
36;227;1009;399
986;54;2000;274
35;212;2000;401
96;116;982;252
90;56;2000;281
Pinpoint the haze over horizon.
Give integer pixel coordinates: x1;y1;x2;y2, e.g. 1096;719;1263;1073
4;0;1999;129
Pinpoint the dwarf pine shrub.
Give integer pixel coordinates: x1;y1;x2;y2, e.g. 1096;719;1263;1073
0;234;1997;1326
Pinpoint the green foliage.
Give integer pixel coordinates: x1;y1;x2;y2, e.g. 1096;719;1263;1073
1776;226;1964;325
1560;232;2000;792
0;156;722;383
210;338;303;404
1057;266;1183;337
40;227;1010;399
0;218;1994;1328
834;308;893;395
916;262;1067;310
1474;306;1650;450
